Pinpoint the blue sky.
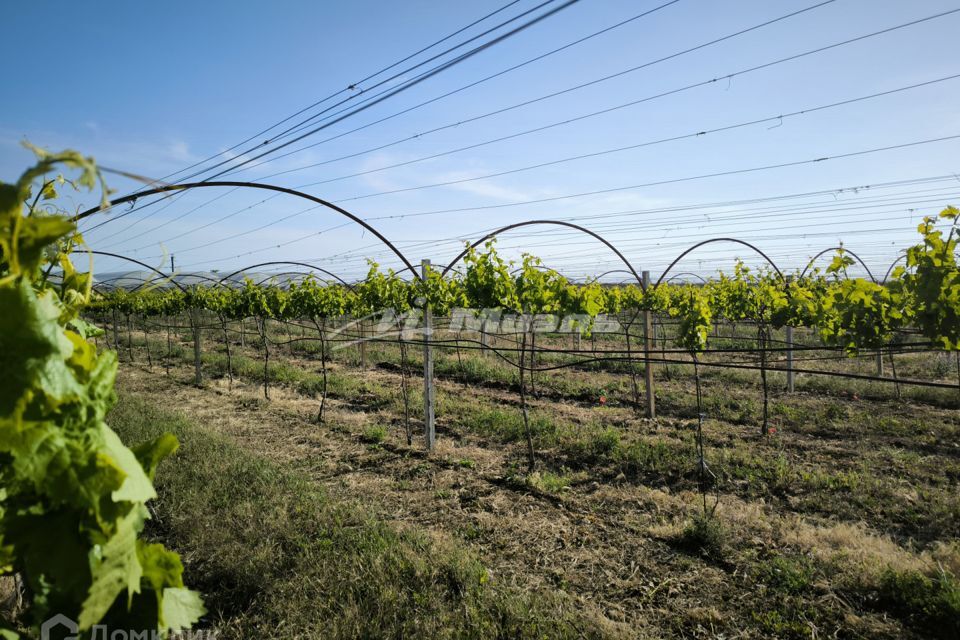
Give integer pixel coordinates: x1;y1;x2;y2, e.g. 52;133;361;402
2;0;959;281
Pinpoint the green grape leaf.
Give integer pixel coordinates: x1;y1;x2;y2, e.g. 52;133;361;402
161;587;207;633
101;425;157;503
79;508;146;630
0;279;80;415
131;433;179;482
15;215;75;274
138;542;185;591
3;510;92;612
67;316;104;340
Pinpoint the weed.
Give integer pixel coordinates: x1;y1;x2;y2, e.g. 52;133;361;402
361;425;387;445
529;470;574;493
873;567;960;638
675;515;727;561
758;555;816;595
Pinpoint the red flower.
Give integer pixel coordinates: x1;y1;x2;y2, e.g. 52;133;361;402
599;395;607;405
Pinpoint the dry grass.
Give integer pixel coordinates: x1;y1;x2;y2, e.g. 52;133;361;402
105;326;960;638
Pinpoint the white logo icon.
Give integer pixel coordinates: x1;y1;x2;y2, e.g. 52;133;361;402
40;613;78;640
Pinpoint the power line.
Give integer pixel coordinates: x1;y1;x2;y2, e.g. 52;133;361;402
281;182;960;270
103;48;958;251
123;0;533;188
270;176;960;266
351;133;960;217
196;0;585;182
146;135;958;263
300;73;960;201
224;0;836;179
110;73;956;253
324;202;957;261
83;0;570;237
250;0;682;159
152;177;960;272
98;4;956;250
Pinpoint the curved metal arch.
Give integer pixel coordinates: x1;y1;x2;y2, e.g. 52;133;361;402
171;273;223;286
882;254;909;284
96;272;226;294
666;271;709;285
508;263;565;278
72;250;188;293
250;271;343;288
73;180;419;280
90;273;177;288
89;274;158;291
388;263;461;281
216;261;354;289
595;269;636;283
798;247;877;283
656;238;784;288
442;220;643;288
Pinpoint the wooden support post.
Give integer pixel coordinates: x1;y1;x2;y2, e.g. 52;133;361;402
422;260;436;451
642;271;656;419
786;325;795;392
876;351;884;377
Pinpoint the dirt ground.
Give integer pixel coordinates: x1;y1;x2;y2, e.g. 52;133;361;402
113;338;960;640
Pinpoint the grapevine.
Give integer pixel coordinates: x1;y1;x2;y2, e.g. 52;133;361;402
0;147;204;638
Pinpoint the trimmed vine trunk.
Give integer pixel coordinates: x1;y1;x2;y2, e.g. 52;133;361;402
395;317;412;444
519;328;536;472
888;347;902;399
190;308;202;386
312;318;329;423
480;318;489;356
142;315;152;369
126;314;134;362
165;314;171;376
529;329;537;397
624;313;641;413
692;355;716;516
359;319;367;368
220;314;233;390
759;325;770;436
659;317;672;382
258;316;270;399
455;329;466;384
112;309;120;352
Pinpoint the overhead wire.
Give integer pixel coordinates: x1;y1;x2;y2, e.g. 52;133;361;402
221;0;829;179
195;0;587;182
91;0;929;246
122;0;535;189
105;68;960;254
83;0;584;236
166;175;960;271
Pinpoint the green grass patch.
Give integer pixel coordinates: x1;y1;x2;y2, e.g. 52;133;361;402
872;567;960;639
107;394;607;640
673;515;727;562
